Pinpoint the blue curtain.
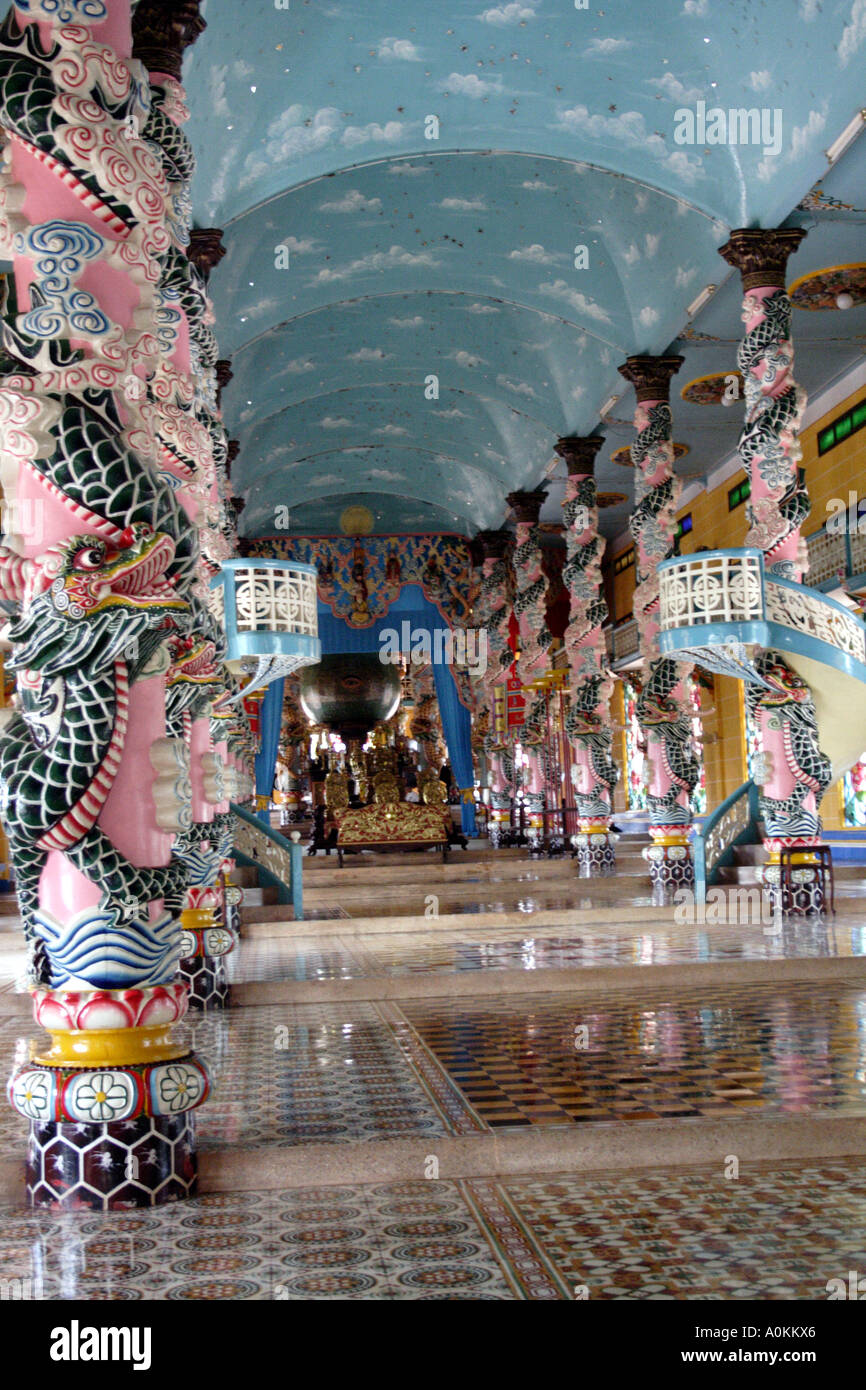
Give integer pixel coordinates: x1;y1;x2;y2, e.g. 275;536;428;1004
431;658;477;835
254;677;285;824
316;585;478;835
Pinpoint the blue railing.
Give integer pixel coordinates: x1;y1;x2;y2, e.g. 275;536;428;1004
693;780;761;905
230;801;304;920
658;547;866;685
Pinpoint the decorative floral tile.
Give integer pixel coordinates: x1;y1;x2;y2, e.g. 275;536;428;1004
395;981;866;1128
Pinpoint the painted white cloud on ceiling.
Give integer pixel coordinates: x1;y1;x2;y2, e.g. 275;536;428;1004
554;105;706;186
311;246;441;285
319;190;383;213
838;0;866;65
440;73;504;98
377;37;422;62
538;280;612;324
475;3;538;26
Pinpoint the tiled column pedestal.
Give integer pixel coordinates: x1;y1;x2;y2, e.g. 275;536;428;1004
573;822;616;877
488;791;511;848
523;792;545;850
643;830;694;898
758;844;827;916
177;901;235;1010
8;983;209;1209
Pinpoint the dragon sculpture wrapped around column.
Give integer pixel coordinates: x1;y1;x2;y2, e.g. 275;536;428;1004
720;228;834;914
618;355;699;895
557;436;619;875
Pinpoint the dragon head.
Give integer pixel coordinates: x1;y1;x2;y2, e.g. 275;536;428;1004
6;525;188;677
165;634;224;728
166;634;219;688
637;693;681;726
44;526;182;618
759;658;811;707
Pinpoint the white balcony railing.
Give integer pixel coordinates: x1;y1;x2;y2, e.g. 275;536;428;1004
231;563;318;636
212;558;321;697
658;548;866;670
659;550;764;627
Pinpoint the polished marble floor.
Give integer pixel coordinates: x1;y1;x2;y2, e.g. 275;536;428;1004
3;852;866;1301
2;978;866;1151
227;917;866;984
395;981;866;1127
2;1159;864;1299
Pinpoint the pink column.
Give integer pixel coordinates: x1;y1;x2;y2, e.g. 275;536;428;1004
556;436;619;875
618;356;699;897
1;0;210;1209
720;229;833;913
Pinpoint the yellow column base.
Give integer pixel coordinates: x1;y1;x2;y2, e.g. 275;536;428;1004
764;849;820;867
181;906;217;931
34;1023;187;1067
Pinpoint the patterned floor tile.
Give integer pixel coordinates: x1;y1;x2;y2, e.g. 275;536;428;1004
394;981;866;1128
3;1160;864;1300
182;1003;450;1149
501;1161;866;1299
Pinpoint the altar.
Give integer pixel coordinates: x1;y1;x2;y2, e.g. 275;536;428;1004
333;802;452;867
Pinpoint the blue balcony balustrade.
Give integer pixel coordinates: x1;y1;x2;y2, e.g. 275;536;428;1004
658;548;866;686
211;558;321;694
657;547;866;783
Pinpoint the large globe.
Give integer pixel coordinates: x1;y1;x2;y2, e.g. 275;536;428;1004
298;653;401;738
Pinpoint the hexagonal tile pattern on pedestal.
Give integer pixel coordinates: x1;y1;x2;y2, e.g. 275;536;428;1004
27;1114;198;1210
178;955;230;1010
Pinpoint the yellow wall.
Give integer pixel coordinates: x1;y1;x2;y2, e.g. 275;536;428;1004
604;380;866;825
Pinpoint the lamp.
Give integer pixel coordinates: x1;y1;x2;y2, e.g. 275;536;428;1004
687;284;717;317
825;109;866;165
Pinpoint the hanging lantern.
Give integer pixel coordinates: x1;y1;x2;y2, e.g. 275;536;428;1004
213;558;321;701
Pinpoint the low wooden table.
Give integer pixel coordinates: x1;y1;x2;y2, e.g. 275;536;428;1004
333;804;452;867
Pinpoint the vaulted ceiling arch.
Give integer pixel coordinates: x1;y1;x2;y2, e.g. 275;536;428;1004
182;0;866;539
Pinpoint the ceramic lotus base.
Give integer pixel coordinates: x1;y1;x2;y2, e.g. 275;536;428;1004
573;832;616;878
178;953;231;1010
25;1112;198;1210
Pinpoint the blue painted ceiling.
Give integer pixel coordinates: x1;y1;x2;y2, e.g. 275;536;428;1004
184;0;866;539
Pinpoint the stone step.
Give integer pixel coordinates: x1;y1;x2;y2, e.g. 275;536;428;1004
717;863;864;885
237;886;278;907
732;844;767;866
301;866;648;900
304;844;528;868
194;1114;866;1194
293;858;643;891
